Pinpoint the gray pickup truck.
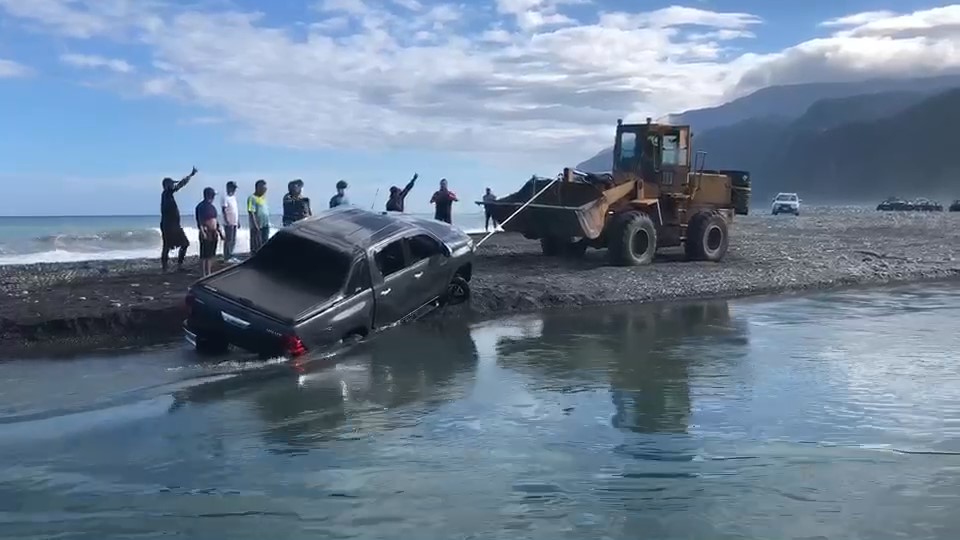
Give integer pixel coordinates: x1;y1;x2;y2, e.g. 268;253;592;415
184;207;475;357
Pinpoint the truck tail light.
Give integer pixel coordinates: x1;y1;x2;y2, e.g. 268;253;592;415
282;334;307;357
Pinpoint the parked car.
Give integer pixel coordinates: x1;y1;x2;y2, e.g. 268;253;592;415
877;197;912;211
771;192;801;215
912;198;943;212
877;197;943;211
183;207;475;357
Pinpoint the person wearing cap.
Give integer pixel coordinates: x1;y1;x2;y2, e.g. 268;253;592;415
282;179;312;226
220;181;240;263
385;173;418;213
195;186;224;277
159;166;197;273
329;180;349;208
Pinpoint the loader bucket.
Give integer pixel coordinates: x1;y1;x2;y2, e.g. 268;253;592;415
481;178;636;240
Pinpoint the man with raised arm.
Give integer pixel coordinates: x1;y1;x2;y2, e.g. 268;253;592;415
159;166;198;273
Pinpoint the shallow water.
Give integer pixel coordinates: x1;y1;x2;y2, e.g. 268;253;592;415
1;283;960;539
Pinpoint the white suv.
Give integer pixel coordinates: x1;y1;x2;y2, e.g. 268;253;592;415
771;193;801;215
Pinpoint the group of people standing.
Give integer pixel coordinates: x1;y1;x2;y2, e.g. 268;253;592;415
159;168;499;275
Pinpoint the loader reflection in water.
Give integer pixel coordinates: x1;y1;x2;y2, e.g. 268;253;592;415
495;300;748;434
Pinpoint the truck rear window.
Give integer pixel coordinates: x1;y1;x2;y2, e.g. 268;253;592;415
248;232;351;293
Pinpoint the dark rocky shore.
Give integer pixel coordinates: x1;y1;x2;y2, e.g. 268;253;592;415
2;207;959;358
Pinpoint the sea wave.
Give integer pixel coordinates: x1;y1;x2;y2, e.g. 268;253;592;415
0;222;492;265
0;226;260;265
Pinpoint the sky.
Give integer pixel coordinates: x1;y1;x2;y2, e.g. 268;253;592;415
0;0;958;216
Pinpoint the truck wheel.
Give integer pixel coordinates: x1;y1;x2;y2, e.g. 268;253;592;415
609;210;657;266
195;334;229;355
444;276;470;306
685;211;729;262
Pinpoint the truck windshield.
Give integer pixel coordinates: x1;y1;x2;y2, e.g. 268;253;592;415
249;232;351;294
776;194;797;201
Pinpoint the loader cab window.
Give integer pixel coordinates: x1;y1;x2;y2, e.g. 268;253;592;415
661;133;681;166
616;131;638;171
644;133;662;169
375;240;408;277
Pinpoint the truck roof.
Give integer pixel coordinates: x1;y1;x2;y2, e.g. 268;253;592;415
287;207;470;252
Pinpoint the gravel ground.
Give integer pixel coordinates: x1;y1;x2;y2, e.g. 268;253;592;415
2;206;959;357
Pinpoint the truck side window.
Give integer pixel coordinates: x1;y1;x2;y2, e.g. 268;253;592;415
346;259;371;294
375;240;407;277
407;234;444;263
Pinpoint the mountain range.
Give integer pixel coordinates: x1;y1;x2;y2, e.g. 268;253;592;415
576;75;960;203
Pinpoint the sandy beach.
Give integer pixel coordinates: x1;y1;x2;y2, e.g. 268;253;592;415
2;206;959;358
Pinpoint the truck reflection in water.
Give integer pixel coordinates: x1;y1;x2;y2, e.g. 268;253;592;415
174;321;479;454
495;300;749;435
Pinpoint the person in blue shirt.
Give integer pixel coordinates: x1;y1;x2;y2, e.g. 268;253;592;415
329;180;349;208
195;187;223;277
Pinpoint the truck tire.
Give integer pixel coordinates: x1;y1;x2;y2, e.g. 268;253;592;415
608;210;657;266
195;334;229;355
443;276;470;306
685;211;729;262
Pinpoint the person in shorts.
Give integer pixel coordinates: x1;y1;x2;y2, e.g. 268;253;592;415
195;187;223;277
160;166;197;272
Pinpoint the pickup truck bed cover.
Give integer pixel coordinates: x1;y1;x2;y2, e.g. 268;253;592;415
202;266;340;323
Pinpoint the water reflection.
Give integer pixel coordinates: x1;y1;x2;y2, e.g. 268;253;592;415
174;321;480;454
496;300;749;434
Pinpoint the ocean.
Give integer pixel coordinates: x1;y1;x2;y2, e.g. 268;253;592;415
0;212;496;266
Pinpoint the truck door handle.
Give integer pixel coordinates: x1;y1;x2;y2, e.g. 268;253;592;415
380;288;391;296
413;272;423;279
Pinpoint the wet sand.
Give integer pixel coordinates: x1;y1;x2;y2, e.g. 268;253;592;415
2;207;959;358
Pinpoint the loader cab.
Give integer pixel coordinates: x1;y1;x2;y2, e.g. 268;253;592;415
613;119;692;194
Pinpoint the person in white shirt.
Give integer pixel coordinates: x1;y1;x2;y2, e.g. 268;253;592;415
220;181;241;263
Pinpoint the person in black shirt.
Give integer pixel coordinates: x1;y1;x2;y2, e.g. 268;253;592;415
429;178;458;224
385;173;417;213
160;166;198;272
282;179;312;226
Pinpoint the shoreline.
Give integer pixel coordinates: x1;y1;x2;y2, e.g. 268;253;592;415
3;208;959;358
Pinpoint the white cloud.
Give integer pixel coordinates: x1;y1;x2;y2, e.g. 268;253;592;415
60;53;135;73
819;11;897;28
2;1;960;156
734;5;960;94
0;58;31;77
619;6;762;29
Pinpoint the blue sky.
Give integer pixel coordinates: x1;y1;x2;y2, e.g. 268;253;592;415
0;0;956;215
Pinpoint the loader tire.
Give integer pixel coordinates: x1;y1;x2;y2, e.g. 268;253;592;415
608;210;657;266
540;237;562;256
685;211;729;262
541;237;586;258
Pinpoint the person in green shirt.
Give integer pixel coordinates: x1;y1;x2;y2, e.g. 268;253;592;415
247;179;270;253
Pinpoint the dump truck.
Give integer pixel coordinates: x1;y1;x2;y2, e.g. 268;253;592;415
482;119;751;265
